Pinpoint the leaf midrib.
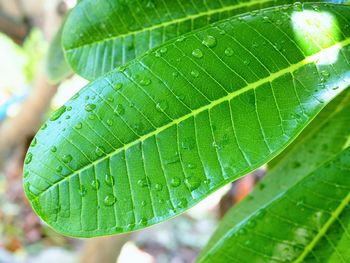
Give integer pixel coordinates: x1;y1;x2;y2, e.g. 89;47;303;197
37;39;350;199
65;0;274;51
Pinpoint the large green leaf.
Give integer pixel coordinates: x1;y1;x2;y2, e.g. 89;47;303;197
62;0;348;80
24;3;350;237
198;146;350;262
46;18;73;84
199;87;350;259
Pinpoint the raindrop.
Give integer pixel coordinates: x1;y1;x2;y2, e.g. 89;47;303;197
75;122;83;129
56;165;63;173
106;119;113;126
95;146;105;157
185;177;201;191
91;179;100;190
155;183;163;191
243;59;251;65
50;106;67;121
114;83;123;91
117;65;126;72
62;154;72;163
191;70;199;78
202;35;217;48
50;146;57;153
85;104;96;112
224;47;234;57
24;153;33;164
105;174;115;186
156;101;168;112
30;138;37;147
67;106;72;111
138;178;149;187
192;49;203;59
140;78;152;86
41;123;48;130
79;186;87;197
104;194;117;206
170;177;181;187
107;97;114;102
114;104;125;116
141;201;147;207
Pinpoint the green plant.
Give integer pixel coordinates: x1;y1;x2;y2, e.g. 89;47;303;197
24;1;350;261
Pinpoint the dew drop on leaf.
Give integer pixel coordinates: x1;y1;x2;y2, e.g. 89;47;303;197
137;178;149;188
85;104;96;112
170;177;181;187
106;119;113;126
50;146;57;152
62;154;72;163
114;104;125;116
55;165;63;173
156;101;168;112
192;48;203;59
114;83;123;91
155;183;163;191
30;138;37;147
191;70;199;78
140;78;152;86
50;106;67;121
185;177;201;191
224;47;234;57
105;174;115;186
75;122;83;129
79;186;87;197
24;153;33;164
104;194;116;206
202;35;217;48
95;146;105;157
91;179;100;190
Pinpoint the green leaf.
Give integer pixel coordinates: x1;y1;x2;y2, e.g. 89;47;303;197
62;0;348;80
24;3;350;237
46;19;73;84
198;146;350;262
199;87;350;259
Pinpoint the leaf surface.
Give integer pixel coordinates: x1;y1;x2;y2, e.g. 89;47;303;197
24;3;350;237
62;0;348;80
198;146;350;263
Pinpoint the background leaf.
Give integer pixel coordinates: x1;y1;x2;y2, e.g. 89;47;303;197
198;146;350;262
24;3;350;237
200;87;350;259
62;0;348;80
46;18;73;84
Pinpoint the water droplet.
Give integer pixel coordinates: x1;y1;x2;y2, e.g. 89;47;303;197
85;104;96;112
107;97;114;102
177;198;188;209
30;138;37;147
114;104;125;116
186;163;196;169
192;48;203;59
91;179;100;190
104;194;116;206
181;138;195;150
160;47;168;54
141;200;147;207
138;178;150;188
75;122;83;129
62;154;72;163
72;93;80;100
185;177;201;191
224;47;234;57
191;70;199;78
140;78;152;86
321;70;330;79
156;101;168;112
95;146;105;157
50;106;67;121
79;186;87;197
117;65;126;72
244;59;251;65
177;36;185;42
65;115;71;119
50;146;57;152
67;106;72;111
202;35;217;48
155;183;163;191
106;119;113;126
41;123;48;130
24;153;33;164
114;83;123;91
105;174;115;186
170;177;181;187
88;114;95;120
172;71;179;78
55;165;63;173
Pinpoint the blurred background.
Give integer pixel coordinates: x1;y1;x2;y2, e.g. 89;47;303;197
0;1;264;262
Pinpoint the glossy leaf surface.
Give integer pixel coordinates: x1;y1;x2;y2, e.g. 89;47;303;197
199;146;350;262
62;0;348;80
200;88;350;259
24;4;350;237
